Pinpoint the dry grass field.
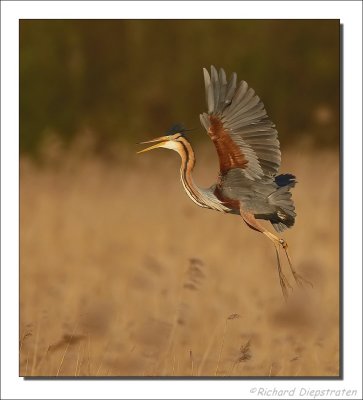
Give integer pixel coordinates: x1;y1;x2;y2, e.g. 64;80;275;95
20;145;340;377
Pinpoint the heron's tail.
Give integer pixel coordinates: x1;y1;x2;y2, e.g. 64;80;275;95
269;174;297;232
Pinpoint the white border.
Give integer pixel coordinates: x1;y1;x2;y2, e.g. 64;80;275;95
1;1;362;399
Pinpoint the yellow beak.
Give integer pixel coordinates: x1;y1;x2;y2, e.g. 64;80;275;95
137;135;169;154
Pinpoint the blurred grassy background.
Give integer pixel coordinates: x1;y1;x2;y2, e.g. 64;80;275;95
20;20;339;156
20;20;340;377
20;150;339;377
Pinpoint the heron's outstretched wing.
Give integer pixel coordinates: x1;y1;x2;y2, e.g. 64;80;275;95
199;66;281;181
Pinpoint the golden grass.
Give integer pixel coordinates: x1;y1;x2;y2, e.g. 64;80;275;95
20;146;340;377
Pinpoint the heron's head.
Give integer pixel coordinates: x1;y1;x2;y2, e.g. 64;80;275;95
137;124;191;154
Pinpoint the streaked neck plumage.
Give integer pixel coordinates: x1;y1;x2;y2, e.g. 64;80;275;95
176;136;208;208
174;136;229;212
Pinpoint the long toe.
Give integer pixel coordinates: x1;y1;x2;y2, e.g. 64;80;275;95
292;271;314;289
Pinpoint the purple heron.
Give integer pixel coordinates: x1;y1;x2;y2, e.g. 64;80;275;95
138;66;310;298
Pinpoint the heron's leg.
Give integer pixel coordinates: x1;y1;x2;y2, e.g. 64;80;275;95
279;239;313;289
273;243;292;300
240;211;293;298
240;211;312;290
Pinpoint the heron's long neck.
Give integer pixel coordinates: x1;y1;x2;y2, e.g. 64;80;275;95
177;137;208;208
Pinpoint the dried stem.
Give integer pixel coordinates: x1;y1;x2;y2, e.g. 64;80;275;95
215;320;228;376
56;323;77;376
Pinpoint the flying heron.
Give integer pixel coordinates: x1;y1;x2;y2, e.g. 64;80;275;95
138;66;310;298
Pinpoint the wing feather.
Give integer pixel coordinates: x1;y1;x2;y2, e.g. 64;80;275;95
218;68;227;112
211;65;220;111
224;72;237;106
200;66;281;181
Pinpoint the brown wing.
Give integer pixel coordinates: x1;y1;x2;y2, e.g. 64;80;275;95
207;115;248;174
200;66;281;181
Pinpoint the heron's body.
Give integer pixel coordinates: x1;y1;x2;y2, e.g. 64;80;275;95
138;66;310;298
173;133;296;231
